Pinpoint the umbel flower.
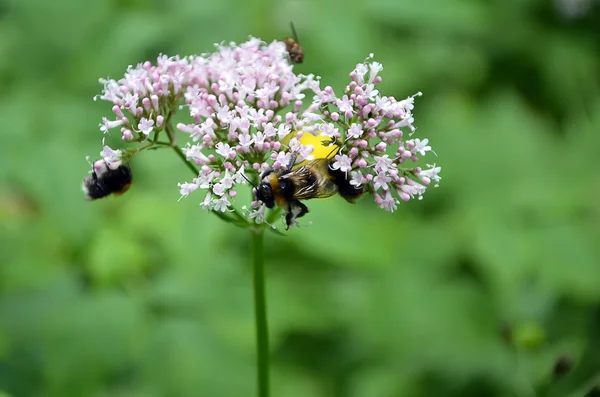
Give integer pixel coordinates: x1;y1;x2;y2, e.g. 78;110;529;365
89;37;441;228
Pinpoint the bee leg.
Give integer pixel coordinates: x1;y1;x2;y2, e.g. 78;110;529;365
284;200;309;230
285;210;294;230
295;201;309;219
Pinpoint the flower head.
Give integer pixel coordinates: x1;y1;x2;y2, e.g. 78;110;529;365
298;54;440;212
91;39;441;227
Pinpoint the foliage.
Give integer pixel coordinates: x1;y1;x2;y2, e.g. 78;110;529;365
1;0;599;396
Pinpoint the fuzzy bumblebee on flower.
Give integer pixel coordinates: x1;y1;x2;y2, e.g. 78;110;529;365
83;38;441;230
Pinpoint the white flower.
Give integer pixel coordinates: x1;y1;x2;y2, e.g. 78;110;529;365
303;112;324;123
212;183;226;196
373;172;392;190
400;181;427;198
200;192;213;210
263;123;277;139
347;123;363;139
233;167;248;184
373;155;393;173
335;95;354;115
350;171;366;187
380;191;397;212
248;205;267;224
215;142;233;158
331;154;352;173
412;138;432;156
368;62;383;83
417;164;442;183
397;95;417;114
298;144;314;161
137;117;154;137
275;151;292;167
288;137;300;152
228;117;241;135
315;85;337;104
91;160;109;177
375;96;393;113
254;132;266;146
320;123;338;138
100;146;123;169
354;63;368;83
277;124;291;140
178;182;199;199
99;117;124;134
213;196;231;212
363;83;379;100
220;170;235;189
182;144;209;164
122;92;139;111
196;170;214;189
215;102;234;123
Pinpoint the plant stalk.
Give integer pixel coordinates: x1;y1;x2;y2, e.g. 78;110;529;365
250;228;269;397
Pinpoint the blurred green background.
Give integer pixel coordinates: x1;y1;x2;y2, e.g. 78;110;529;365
1;0;600;396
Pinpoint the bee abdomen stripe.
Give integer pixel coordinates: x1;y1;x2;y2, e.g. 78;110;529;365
328;166;363;200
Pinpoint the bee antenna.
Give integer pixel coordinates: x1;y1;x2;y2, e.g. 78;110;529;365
290;21;299;42
241;173;257;188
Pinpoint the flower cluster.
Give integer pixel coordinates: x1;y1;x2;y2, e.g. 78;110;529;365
298;54;441;212
91;37;440;227
95;38;316;214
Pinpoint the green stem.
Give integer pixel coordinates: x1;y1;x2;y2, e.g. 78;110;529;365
251;228;269;397
171;143;201;176
157;120;271;394
164;122;200;176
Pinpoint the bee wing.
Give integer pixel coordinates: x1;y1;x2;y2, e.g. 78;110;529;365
286;159;338;200
293;177;338;199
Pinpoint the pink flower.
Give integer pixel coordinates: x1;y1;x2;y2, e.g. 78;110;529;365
379;191;397;212
137;118;154;137
99;117;124;134
178;182;199;199
298;55;440;213
347;123;363;139
331;154;352;174
91;37;440;227
100;146;123;169
373;172;392;191
335;95;354;117
215;142;235;159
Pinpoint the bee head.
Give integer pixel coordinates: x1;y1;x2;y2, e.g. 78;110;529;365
255;182;275;208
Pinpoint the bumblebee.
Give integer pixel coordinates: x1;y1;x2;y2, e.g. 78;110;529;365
82;161;132;201
283;22;304;64
254;156;364;229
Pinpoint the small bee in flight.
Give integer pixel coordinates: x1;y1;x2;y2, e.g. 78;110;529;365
82;161;132;201
283;22;304;64
253;155;364;229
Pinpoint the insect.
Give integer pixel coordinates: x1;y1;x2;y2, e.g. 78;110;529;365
283;22;304;64
82;161;132;201
254;155;364;229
